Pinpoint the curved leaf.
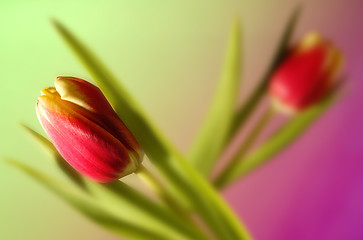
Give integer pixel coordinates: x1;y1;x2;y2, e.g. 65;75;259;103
189;20;242;176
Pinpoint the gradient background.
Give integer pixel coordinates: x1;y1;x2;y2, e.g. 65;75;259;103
1;0;362;239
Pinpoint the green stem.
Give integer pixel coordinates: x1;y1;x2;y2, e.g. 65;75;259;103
214;106;275;189
225;92;340;187
229;84;266;140
167;153;253;240
135;165;194;223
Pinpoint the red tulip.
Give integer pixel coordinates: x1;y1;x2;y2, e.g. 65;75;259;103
36;77;143;182
269;32;343;114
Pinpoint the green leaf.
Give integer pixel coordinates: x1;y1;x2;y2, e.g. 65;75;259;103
228;6;301;140
53;20;251;240
215;91;339;189
188;20;242;176
21;124;86;189
6;159;172;240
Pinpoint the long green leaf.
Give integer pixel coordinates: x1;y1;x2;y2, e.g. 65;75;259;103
215;92;338;189
228;6;301;140
21;126;209;240
6;159;172;240
53;20;251;239
189;20;242;176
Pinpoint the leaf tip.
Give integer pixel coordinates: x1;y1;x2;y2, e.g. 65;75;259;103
232;17;241;28
19;123;41;137
19;122;30;131
295;4;303;15
50;18;68;36
291;5;303;26
50;18;60;27
230;18;241;38
4;157;22;169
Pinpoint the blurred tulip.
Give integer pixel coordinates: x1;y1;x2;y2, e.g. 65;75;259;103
36;77;143;182
269;32;343;114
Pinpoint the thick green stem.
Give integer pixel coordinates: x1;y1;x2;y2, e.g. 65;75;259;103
214;106;275;189
135;165;194;223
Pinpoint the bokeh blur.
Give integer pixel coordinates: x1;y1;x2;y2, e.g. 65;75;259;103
1;0;362;239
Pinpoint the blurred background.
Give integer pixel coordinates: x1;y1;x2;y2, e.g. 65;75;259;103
1;0;362;239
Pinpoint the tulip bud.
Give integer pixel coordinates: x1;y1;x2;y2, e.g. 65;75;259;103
269;32;343;114
36;77;143;182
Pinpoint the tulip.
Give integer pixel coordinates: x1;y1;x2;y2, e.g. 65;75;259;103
36;76;143;182
269;32;343;114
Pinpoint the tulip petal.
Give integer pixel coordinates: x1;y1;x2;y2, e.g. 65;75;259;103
55;76;116;116
37;94;134;182
55;76;141;159
269;45;327;111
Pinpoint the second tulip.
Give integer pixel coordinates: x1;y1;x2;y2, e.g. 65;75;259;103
269;32;343;114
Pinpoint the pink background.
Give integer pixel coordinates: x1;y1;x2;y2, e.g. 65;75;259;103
225;1;363;239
